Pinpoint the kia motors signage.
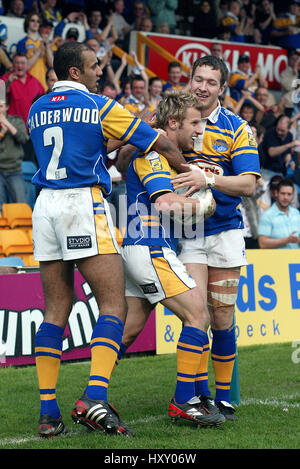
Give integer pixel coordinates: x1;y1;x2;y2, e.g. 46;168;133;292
145;33;289;90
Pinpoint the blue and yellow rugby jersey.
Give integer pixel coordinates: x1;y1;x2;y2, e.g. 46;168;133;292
271;13;300;48
183;105;260;236
28;81;159;194
229;70;257;105
17;36;49;91
122;150;178;251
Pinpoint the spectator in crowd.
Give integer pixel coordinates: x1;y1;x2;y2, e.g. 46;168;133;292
192;0;218;39
209;42;231;72
234;89;265;118
45;67;57;92
240;124;262;249
0;24;13;77
138;15;153;32
256;174;283;217
279;49;300;118
122;0;147;23
270;0;300;49
261;115;300;180
16;12;54;92
0;52;44;165
216;24;232;42
254;0;276;44
87;9;104;41
40;0;63;24
1;52;45;127
98;80;118;99
54;11;93;43
239;0;261;44
258;178;300;248
0;96;29;209
162;61;184;95
220;0;248;42
155;23;170;33
129;0;148;30
148;0;178;35
117;76;131;103
88;10;118;51
229;54;267;107
148;76;163;109
122;74;154;115
254;85;276;127
86;18;117;61
105;52;128;98
111;0;132;50
6;0;25;18
238;101;257;125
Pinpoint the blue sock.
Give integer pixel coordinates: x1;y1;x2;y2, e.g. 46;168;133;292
175;326;206;404
211;327;236;403
35;322;64;419
85;315;124;401
195;332;211;397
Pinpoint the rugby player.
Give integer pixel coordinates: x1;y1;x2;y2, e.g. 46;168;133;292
28;42;195;438
172;55;261;420
119;91;225;428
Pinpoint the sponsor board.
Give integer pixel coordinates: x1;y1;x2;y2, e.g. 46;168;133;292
146;32;290;90
0;271;155;366
156;250;300;354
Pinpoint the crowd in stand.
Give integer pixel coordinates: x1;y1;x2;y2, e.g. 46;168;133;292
0;0;300;250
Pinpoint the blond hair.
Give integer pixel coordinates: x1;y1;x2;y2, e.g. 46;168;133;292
156;91;202;129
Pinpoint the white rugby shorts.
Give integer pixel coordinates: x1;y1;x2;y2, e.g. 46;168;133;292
121;245;196;304
178;229;247;268
32;186;120;261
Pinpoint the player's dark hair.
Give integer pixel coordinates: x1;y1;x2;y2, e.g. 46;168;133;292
53;42;93;80
191;55;229;87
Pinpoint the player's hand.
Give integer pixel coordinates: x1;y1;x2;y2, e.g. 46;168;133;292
171;163;207;196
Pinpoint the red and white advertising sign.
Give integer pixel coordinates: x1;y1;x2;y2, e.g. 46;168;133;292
146;33;289;90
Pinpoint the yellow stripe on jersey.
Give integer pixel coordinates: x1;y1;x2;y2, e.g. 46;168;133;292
134;153;172;184
100;100;144;143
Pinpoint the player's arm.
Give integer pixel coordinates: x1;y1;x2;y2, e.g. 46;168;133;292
101;99;189;174
112;133;189;175
151;133;188;174
171;165;257;197
209;172;257;196
154;191;201;215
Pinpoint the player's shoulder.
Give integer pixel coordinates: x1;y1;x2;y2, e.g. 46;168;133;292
218;106;248;131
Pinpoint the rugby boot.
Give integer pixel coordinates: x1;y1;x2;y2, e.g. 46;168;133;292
38;414;67;438
168;396;225;427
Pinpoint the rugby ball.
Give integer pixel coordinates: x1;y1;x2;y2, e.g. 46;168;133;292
171;185;216;225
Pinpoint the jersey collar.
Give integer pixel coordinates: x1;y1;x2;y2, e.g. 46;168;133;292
52;81;89;93
206;102;221;124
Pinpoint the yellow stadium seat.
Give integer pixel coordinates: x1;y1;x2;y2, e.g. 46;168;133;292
22;254;39;267
0;212;9;230
2;203;33;230
0;229;33;258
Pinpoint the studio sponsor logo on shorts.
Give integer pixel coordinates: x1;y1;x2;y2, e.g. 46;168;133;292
67;236;92;249
140;283;159;294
